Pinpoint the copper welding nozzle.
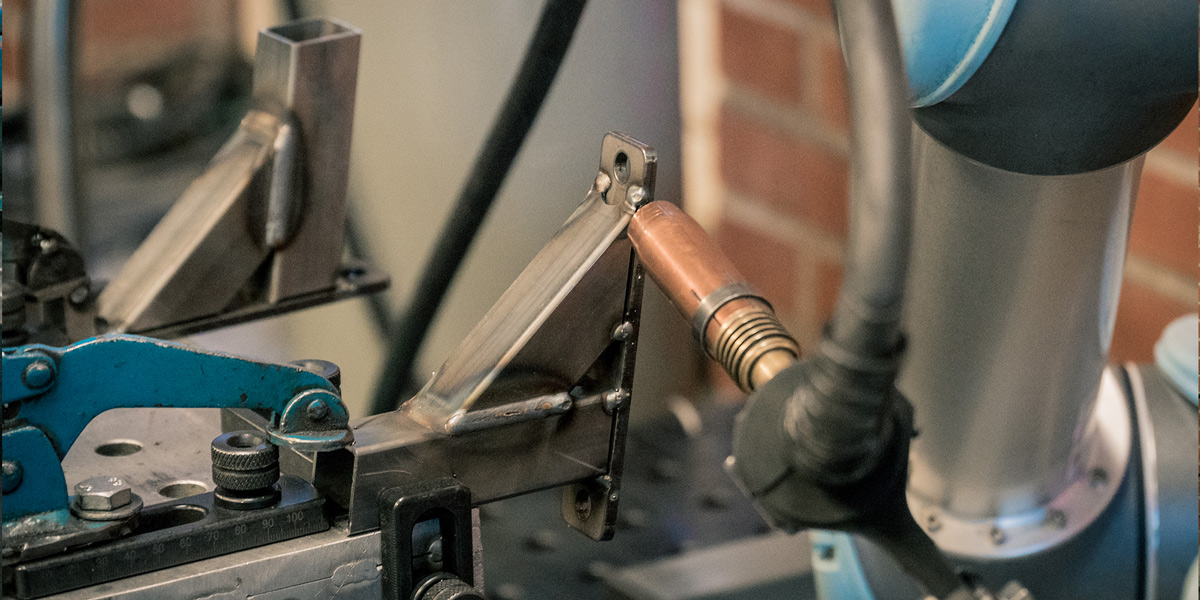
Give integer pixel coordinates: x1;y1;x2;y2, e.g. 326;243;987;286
628;201;799;392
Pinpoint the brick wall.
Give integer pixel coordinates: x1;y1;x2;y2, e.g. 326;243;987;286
679;0;1197;393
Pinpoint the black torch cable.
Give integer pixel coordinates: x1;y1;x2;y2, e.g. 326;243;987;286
369;0;589;414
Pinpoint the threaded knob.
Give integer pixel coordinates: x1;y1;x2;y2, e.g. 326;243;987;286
211;431;281;510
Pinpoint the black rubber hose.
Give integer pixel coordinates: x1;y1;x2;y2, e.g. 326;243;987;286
369;0;589;415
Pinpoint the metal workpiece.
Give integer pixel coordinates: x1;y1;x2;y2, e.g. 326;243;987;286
96;18;372;336
327;394;614;535
628;201;798;392
253;18;361;302
900;129;1141;550
402;132;655;430
95;109;289;333
327;135;653;534
826;0;913;360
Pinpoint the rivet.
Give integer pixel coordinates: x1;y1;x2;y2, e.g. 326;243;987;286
306;399;330;421
22;360;55;390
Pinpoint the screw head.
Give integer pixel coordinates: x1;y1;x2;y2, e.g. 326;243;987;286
988;525;1007;545
74;475;133;511
22;360;55;390
2;461;24;494
306;399;330;421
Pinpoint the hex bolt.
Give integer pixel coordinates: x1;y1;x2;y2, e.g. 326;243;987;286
306;398;330;421
2;461;24;494
610;321;634;341
74;475;133;511
22;360;55;390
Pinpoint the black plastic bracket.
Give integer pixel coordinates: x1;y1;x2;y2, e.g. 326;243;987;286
378;478;473;600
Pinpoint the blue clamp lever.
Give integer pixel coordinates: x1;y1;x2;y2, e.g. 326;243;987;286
2;334;353;521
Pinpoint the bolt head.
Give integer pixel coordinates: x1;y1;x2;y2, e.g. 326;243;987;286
75;475;133;511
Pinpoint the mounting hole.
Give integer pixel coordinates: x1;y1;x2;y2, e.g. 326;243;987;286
613;151;630;184
95;440;143;457
159;481;208;499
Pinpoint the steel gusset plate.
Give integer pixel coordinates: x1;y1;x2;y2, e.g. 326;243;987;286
6;476;328;599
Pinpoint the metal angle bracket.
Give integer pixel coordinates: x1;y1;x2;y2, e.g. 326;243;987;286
95;18;383;338
327;133;656;536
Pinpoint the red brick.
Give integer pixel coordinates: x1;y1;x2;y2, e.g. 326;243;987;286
816;39;850;131
715;217;800;316
1128;170;1198;277
1110;280;1195;364
784;0;833;19
719;6;804;105
815;261;842;322
719;109;849;236
1160;101;1198;157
